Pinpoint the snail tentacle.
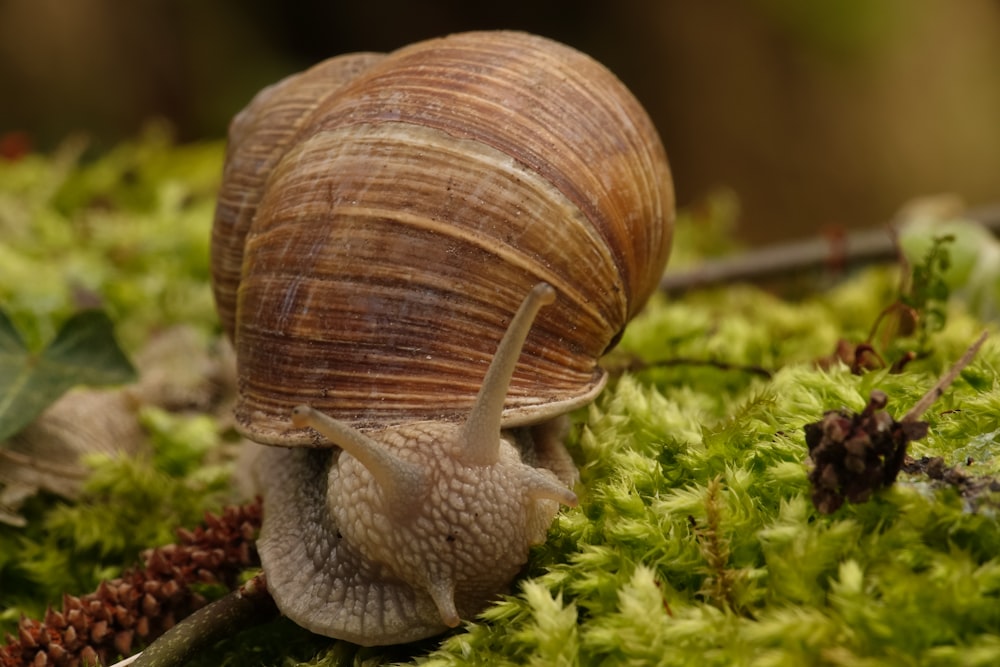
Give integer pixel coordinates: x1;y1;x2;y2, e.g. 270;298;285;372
425;577;460;628
291;405;426;509
521;466;579;507
460;282;556;467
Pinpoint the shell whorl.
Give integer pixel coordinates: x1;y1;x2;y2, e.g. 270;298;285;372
211;31;674;445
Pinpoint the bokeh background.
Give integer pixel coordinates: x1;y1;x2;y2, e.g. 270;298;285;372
1;0;998;244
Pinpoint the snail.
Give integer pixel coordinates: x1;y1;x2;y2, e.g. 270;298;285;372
211;30;674;645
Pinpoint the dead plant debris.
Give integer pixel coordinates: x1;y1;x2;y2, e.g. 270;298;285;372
805;331;988;514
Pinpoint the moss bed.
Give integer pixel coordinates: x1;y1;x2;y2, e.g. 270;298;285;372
1;129;999;666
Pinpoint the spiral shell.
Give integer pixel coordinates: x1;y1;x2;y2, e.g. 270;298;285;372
211;30;674;446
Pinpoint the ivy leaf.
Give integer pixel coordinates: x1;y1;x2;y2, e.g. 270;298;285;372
0;309;137;442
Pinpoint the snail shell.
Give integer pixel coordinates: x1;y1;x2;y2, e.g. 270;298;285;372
212;30;673;645
212;30;673;444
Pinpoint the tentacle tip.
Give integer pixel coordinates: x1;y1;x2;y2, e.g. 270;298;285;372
562;490;580;508
427;578;461;628
291;405;313;428
532;282;556;305
524;468;578;507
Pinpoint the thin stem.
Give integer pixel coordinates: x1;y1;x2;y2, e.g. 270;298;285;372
612;355;773;380
902;330;989;423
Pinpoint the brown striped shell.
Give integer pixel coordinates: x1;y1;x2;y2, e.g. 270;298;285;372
211;31;674;446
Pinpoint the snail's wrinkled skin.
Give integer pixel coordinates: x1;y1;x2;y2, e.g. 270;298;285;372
257;422;576;644
256;285;577;644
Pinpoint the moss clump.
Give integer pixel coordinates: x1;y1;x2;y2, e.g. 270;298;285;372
2;134;999;665
0;123;222;352
0;127;230;636
0;427;233;633
409;312;1000;667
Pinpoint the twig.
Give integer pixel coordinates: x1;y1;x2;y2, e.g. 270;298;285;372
131;574;278;667
612;356;773;380
660;202;1000;294
903;330;989;422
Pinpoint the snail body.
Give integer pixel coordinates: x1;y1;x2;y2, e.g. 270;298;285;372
212;31;674;645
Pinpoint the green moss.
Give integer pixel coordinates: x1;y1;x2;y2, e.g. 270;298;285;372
0;123;221;351
0;444;232;632
0;127;230;634
2;134;999;665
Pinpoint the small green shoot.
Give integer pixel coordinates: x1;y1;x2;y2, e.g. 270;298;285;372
902;233;954;352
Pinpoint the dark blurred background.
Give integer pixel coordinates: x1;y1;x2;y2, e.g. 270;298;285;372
1;0;998;243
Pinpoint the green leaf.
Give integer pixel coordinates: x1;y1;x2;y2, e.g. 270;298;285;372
0;309;137;442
